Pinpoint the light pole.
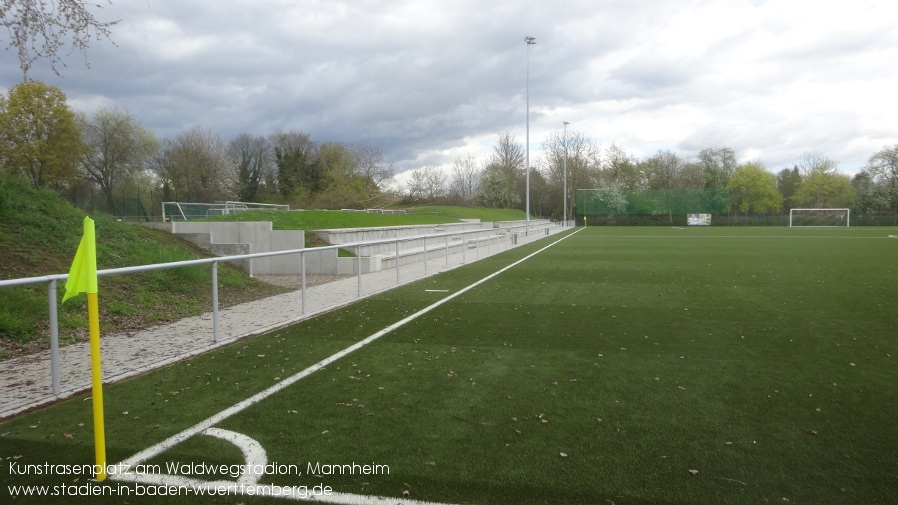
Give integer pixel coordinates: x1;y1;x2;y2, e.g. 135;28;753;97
525;35;536;235
563;121;569;226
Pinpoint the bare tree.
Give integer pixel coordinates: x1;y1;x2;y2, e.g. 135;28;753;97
155;126;231;202
351;143;394;190
449;154;480;203
696;147;737;188
1;0;118;76
490;131;525;209
407;165;446;201
601;143;643;190
643;149;687;222
540;128;601;219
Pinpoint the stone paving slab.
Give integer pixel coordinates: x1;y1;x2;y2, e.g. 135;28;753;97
0;230;561;419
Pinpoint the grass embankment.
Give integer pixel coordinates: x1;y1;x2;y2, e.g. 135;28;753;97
206;206;527;255
206;206;527;239
1;227;895;504
0;176;290;358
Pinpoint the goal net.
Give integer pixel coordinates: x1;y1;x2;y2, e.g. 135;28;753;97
789;208;850;227
162;201;289;221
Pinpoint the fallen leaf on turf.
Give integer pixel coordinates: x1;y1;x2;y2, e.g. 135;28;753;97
64;433;73;440
688;469;699;475
807;429;818;436
541;418;549;424
560;452;568;458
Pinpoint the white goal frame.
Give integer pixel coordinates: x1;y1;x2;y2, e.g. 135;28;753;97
789;208;850;227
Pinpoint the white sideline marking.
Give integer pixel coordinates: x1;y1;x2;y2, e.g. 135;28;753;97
424;289;449;292
110;228;583;504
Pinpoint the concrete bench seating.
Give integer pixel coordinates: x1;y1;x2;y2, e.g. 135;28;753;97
144;219;548;276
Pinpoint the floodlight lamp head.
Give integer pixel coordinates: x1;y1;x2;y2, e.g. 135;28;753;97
563;121;570;125
525;36;536;45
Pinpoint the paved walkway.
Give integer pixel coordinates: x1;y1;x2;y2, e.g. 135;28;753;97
0;229;563;419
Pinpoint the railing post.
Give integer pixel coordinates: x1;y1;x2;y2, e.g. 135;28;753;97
423;236;427;276
476;231;480;260
356;246;362;298
212;261;219;343
445;234;449;269
301;252;307;315
395;240;400;285
48;279;60;396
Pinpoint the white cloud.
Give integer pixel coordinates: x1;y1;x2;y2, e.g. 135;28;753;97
3;0;895;176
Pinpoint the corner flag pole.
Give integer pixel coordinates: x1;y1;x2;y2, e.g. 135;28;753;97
62;216;107;481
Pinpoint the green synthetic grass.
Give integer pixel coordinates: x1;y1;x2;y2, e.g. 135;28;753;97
2;227;897;504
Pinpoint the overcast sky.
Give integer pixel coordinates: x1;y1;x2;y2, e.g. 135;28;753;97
3;0;896;182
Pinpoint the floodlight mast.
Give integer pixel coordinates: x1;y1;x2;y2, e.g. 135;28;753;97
563;121;569;226
525;35;536;235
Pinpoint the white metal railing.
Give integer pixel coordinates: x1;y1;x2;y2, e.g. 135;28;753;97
0;221;565;397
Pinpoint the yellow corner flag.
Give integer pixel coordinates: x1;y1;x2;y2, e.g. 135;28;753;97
63;217;107;481
63;217;99;303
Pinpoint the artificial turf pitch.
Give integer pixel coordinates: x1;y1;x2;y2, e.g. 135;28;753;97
2;226;896;504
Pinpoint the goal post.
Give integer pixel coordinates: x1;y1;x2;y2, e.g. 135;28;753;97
789;208;850;227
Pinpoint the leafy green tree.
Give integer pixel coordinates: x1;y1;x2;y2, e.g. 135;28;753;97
0;81;83;189
313;141;370;208
271;131;316;199
315;141;358;190
793;153;855;208
78;106;158;213
229;133;269;201
852;169;891;215
776;166;802;213
727;163;781;214
866;144;898;217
